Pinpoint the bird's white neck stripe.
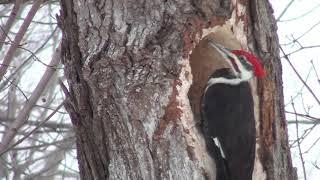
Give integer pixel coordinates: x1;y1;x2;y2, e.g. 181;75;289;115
204;74;252;93
208;77;243;86
205;77;242;92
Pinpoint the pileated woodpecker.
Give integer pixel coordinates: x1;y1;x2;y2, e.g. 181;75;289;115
201;39;265;180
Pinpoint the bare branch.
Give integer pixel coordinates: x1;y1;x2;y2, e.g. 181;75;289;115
303;136;320;154
287;120;320;124
286;111;320;121
279;3;320;22
280;46;320;105
0;0;22;50
281;20;320;46
310;60;320;85
282;44;320;57
276;0;295;22
291;98;307;180
0;43;61;153
0;101;65;156
0;0;42;81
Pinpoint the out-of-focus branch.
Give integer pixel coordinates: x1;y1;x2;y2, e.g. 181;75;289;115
11;136;75;151
2;75;28;100
0;0;42;82
281;20;320;46
289;124;317;148
286;111;320;122
276;0;295;22
0;43;61;154
0;116;72;129
285;68;312;106
312;161;320;170
282;44;320;57
310;60;320;84
0;26;59;91
303;136;320;154
0;0;22;50
287;120;320;124
279;3;320;22
0;0;48;4
1;15;58;25
0;101;64;156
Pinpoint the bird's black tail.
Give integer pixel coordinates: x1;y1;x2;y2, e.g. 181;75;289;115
205;137;230;180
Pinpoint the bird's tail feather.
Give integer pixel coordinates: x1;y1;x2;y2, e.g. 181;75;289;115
205;136;230;180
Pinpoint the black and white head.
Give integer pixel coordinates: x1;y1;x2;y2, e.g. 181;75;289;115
206;39;265;86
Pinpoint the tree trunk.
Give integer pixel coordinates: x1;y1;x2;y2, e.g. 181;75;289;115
59;0;296;179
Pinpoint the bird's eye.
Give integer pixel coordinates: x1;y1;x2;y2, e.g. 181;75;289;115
238;56;253;70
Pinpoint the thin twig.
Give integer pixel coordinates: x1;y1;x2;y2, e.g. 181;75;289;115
0;26;59;92
287;120;320;124
11;135;74;151
289;124;317;148
280;46;320;105
276;0;295;22
0;101;65;156
2;75;28;101
281;20;320;46
303;136;320;154
291;98;307;180
0;0;42;82
285;111;319;121
1;15;58;25
285;67;312;107
0;0;22;50
310;60;320;84
279;3;320;22
0;43;61;153
18;45;55;67
281;45;320;57
312;161;320;170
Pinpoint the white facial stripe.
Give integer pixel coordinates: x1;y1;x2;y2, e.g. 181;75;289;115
207;40;255;81
208;41;240;77
229;53;253;81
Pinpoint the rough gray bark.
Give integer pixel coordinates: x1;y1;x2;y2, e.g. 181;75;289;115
59;0;295;179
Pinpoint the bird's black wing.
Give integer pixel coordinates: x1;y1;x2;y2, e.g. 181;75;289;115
201;82;255;180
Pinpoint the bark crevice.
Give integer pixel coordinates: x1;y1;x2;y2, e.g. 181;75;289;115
59;0;295;179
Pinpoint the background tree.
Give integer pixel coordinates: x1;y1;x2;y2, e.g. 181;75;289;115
0;1;78;179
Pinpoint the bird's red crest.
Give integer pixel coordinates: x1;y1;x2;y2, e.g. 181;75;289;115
231;50;266;77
